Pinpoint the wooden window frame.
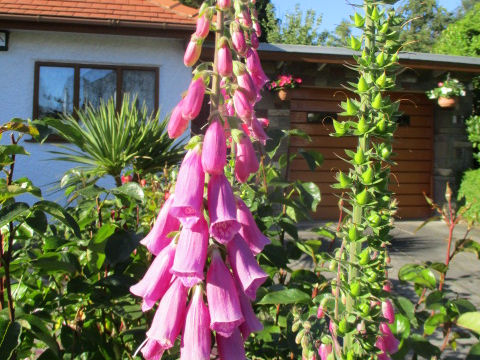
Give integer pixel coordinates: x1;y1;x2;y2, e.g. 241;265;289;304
33;61;160;120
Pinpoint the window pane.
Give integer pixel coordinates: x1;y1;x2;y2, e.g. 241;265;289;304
79;68;117;109
38;66;74;118
122;70;156;114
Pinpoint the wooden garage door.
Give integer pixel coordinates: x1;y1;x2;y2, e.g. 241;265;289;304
288;87;434;220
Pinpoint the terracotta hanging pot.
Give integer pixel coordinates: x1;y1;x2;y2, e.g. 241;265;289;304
277;89;289;101
437;97;456;108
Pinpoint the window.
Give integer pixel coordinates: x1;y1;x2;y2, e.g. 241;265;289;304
34;62;159;119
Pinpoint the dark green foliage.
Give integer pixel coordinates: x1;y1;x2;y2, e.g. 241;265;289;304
178;0;203;8
459;169;480;223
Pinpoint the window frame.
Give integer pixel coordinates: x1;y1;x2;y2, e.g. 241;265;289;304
33;61;160;120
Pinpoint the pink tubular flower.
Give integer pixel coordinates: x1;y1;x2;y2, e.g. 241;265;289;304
171;148;205;228
232;29;247;56
378;352;392;360
146;278;188;349
235;134;259;183
168;99;190;139
208;173;241;244
130;242;175;311
238;285;263;339
258;117;269;128
171;217;209;288
251;32;260;49
140;339;164;360
317;305;325;319
253;21;262;37
318;344;332;360
227;234;268;300
237;71;257;103
246;48;269;87
206;249;244;337
184;36;202;67
140;195;180;255
180;286;211;360
233;89;253;123
217;0;231;10
239;9;252;28
379;323;400;354
218;42;233;77
195;15;210;39
182;78;205;121
216;328;247;360
236;197;270;254
250;116;269;145
202;118;227;175
382;299;395;324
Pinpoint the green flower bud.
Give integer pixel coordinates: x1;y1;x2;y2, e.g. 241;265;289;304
348;224;359;242
356;188;369;205
295;329;305;344
357;116;368;134
376;118;387;133
338;171;352;188
381;146;391;159
329;260;337;271
361;166;374;184
350;36;362;51
345;98;358;116
372;93;383;109
368;212;381;227
357;77;369;92
354;12;365;27
338;318;348;335
354;148;365;165
333;119;347;136
371;6;380;21
376;52;386;67
292;320;302;332
359;302;370;316
351;282;361;297
376;72;387;88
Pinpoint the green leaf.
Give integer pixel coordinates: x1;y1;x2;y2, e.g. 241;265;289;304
299;150;324;171
409;334;440;358
0;202;29;227
25;210;48;234
424;313;447;335
457;312;480;335
428;262;448;274
394;296;417;327
455;239;480;259
112;182;145;203
17;314;60;357
299;182;322;212
0;320;21;360
105;230;139;266
258;289;311;305
425;291;445;311
450;299;476;315
398;264;436;289
33;200;80;237
390;314;411;339
0;178;41;201
466;342;480;360
34;252;80;275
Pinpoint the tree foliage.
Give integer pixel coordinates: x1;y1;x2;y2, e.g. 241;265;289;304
396;0;453;52
433;3;480;57
262;3;328;46
178;0;203;8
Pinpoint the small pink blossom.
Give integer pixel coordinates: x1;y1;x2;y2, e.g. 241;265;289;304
233;89;253;123
201;118;227;175
236;197;270;254
237;284;263;339
251;32;260;49
195;14;210;39
218;42;233;77
382;299;395;324
235;133;259;183
182;78;205;121
253;21;262;37
168;99;189;139
217;0;231;10
184;37;202;67
140;339;164;360
232;29;247;56
318;343;332;360
216;328;247;360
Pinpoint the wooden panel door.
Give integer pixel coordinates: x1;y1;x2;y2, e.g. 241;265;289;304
288;87;434;220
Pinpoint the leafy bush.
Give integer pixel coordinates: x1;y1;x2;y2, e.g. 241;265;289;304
459;168;480;223
41;95;184;186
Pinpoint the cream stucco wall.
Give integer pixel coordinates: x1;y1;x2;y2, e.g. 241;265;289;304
0;30;191;202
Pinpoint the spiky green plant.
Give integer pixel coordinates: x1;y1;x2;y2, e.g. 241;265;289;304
42;95;185;185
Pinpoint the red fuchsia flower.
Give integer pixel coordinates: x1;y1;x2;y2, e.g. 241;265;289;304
140;195;180;255
318;344;332;360
250;116;269;145
258;117;269;128
182;77;205;121
171;217;209;288
382;299;395;324
121;174;133;184
171;147;205;228
227;234;268;299
206;249;244;337
235;133;259;183
218;41;233;77
140;179;147;187
164;191;170;201
317;305;325;319
246;49;269;88
168;99;190;139
236;197;270;254
184;36;202;67
253;21;261;37
237;283;263;338
438;82;444;87
195;14;210;39
130;242;176;311
201;118;227;175
146;277;188;349
232;28;248;56
140;339;164;360
216;328;247;360
233;89;253;123
383;281;392;293
251;32;260;49
217;0;231;10
180;286;211;360
237;71;257;103
295;77;303;84
208;173;241;244
378;323;400;354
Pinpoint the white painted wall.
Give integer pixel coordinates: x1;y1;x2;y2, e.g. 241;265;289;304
0;30;191;203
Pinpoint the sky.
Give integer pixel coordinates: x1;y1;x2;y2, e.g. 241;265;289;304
271;0;463;33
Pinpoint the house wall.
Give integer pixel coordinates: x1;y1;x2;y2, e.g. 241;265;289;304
0;30;192;202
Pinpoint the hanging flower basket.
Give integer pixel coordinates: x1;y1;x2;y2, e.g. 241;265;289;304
438;97;457;108
277;89;289;101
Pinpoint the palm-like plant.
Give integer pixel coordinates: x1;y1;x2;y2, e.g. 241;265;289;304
42;95;185;186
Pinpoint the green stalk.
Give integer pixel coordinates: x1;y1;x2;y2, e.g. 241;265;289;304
210;9;224;113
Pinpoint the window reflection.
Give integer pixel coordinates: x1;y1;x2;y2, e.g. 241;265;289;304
123;70;156;114
38;66;74;118
80;68;117;109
